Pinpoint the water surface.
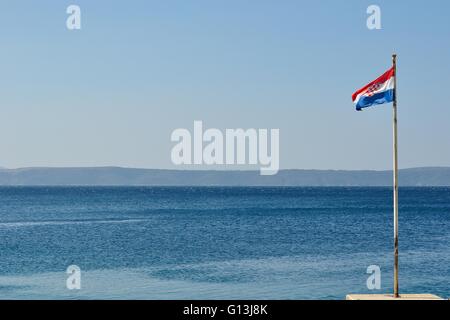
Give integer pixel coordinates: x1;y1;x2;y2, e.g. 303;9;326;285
0;187;448;299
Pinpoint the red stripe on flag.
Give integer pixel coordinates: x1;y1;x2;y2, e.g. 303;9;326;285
352;67;395;102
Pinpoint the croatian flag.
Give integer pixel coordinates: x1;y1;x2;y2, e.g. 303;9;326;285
352;67;395;111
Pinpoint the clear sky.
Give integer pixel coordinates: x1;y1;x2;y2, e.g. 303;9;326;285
1;0;449;170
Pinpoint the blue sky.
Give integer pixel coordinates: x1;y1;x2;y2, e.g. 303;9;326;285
0;0;449;170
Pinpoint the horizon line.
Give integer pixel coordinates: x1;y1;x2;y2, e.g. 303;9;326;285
1;166;450;172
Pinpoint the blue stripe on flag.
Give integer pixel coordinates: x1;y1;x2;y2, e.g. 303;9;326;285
356;89;394;111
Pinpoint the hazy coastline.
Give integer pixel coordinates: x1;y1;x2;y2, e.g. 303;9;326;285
0;167;449;186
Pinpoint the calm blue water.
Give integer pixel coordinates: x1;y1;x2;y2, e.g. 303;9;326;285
0;187;448;299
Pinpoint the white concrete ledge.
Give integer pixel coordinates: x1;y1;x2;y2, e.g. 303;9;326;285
346;294;444;300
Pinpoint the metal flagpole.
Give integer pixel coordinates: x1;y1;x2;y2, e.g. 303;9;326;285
392;53;399;298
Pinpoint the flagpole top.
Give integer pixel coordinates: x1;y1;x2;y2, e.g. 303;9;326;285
392;54;397;63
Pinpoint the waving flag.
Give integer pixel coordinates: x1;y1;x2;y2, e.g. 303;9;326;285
352;67;395;111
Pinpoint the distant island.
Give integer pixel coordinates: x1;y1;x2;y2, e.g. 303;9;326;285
0;167;450;186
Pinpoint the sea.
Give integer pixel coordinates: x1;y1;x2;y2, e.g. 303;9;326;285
0;186;448;300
